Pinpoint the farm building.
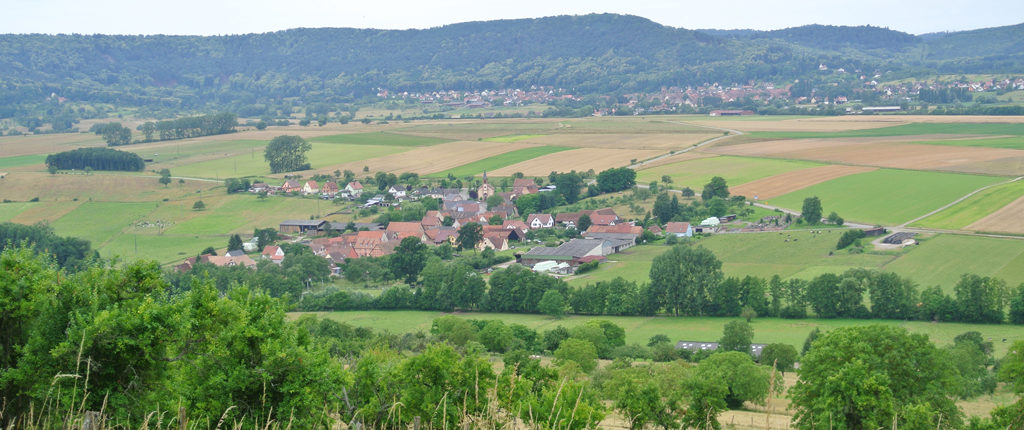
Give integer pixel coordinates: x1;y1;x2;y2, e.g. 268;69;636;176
863;227;887;237
584;232;637;252
279;219;327;234
519;238;612;269
665;222;693;237
883;232;918;246
676;341;768;359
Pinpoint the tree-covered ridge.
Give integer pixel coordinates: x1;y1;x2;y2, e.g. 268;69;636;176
1;14;1023;120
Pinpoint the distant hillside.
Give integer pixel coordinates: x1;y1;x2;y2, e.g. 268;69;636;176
0;14;1022;120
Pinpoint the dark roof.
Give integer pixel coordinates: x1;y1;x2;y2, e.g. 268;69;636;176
225;250;245;257
882;232;916;244
280;219;327;227
525;239;607;260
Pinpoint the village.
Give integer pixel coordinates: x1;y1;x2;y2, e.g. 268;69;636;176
174;171;745;278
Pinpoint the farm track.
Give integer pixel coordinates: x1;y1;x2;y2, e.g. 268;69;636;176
629;120;744;169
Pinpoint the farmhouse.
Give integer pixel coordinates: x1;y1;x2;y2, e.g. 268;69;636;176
321;181;339;197
261;245;285;263
512;178;539;196
665;222;693;237
386;221;426;241
526;213;554;229
279;219;327;234
302;181;319;195
281;180;302;193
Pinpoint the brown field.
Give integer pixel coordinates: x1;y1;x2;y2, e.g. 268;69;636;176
709;137;1024;175
0;172;219;202
8;201;82;225
300;140;537;177
0;133;104;157
825;115;1024;124
490;148;662;176
730;165;878;200
966;194;1024;234
522;132;719;150
636;152;719;169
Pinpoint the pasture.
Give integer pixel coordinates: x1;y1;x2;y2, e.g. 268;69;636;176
912;179;1024;230
307;310;1023;357
881;234;1024;290
766;169;1002;225
635;155;820;191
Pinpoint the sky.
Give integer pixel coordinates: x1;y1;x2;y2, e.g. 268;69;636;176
6;0;1023;36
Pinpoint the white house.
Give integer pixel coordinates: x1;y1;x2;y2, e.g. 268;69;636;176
345;181;364;197
526;214;554;229
301;180;319;195
388;186;407;198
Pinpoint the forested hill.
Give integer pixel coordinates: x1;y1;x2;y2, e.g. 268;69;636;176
1;13;1022;118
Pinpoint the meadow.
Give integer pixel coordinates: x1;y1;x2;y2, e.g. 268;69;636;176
766;169;1003;225
166;142;412;179
308;310;1023;357
881;234;1024;289
308;132;450;146
634;155;820;190
912;179;1024;230
909;136;1024;149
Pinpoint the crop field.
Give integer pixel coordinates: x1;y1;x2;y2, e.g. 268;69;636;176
908;136;1024;149
635;156;820;191
766;169;1002;225
319;140;537;176
912;179;1024;230
427;146;573;178
308;310;1023;357
746;121;1024;139
308;132;450;146
728;165;878;200
170;142;411;179
0;202;37;222
709;137;1024;175
0;132;104;157
0;154;46;170
481;134;547;142
881;234;1024;290
520;132;719;150
490;147;662;176
396;116;713;140
966;193;1024;234
689;117;902;132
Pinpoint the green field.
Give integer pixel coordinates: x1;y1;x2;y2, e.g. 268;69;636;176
749;122;1024;139
909;136;1024;149
50;201;157;245
912;179;1024;229
309;310;1023;357
635;156;819;189
767;169;1002;225
882;235;1024;290
309;132;450;146
482;134;547;142
397;117;710;137
568;231;899;287
0;202;37;222
0;154;46;169
128;140;267;166
169;143;410;179
428;146;573;178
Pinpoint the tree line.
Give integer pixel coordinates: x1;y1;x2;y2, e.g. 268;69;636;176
44;147;145;171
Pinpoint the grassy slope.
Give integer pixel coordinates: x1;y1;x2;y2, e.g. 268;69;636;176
767;169;1002;225
882;235;1024;290
635;156;820;190
310;310;1023;357
427;146;573;178
911;179;1024;230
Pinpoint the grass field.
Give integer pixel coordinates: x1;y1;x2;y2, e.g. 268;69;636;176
427;146;573;178
308;132;450;146
0;154;46;169
49;201;158;245
882;234;1024;290
912;179;1024;230
767;169;1002;225
307;310;1023;357
0;202;37;222
749;122;1024;139
635;156;820;190
568;231;899;287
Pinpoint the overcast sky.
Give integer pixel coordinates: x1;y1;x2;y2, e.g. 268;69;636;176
6;0;1023;36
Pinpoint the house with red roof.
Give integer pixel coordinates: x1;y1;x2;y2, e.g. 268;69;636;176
665;222;693;237
302;180;319;195
261;245;285;263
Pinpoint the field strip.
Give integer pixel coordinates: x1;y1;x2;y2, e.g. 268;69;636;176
730;165;878;200
299;140;537;176
903;176;1024;227
964;185;1024;233
490;147;662;176
629;120;744;168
